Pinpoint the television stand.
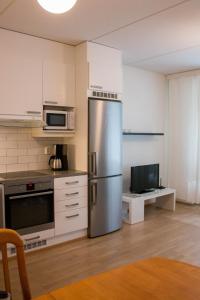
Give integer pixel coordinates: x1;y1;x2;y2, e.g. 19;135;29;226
122;188;176;224
137;188;156;194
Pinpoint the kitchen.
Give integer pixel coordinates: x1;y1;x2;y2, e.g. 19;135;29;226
0;19;123;257
1;1;196;299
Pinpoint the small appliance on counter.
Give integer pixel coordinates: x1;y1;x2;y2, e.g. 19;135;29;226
49;144;68;171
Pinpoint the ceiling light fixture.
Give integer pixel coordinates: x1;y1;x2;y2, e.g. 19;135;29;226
37;0;77;14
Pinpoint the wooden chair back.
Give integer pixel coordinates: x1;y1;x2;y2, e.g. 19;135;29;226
0;229;31;300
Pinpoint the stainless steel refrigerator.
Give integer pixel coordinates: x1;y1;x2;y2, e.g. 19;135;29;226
88;98;122;238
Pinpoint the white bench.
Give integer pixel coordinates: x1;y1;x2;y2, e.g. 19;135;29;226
122;188;176;224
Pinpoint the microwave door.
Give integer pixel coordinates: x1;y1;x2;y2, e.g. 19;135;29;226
44;111;68;130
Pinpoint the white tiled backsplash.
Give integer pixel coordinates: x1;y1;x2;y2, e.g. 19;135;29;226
0;127;63;173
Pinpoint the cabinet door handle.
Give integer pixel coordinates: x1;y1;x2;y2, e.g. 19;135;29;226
66;214;79;219
9;191;53;200
65;192;79;196
65;181;79;185
65;203;79;207
26;111;41;115
44;101;58;105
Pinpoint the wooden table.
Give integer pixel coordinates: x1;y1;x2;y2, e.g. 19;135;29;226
34;257;200;300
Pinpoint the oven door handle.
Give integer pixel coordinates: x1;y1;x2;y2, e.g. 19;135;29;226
8;191;54;200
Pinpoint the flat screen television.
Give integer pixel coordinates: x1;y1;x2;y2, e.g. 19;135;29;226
130;164;159;194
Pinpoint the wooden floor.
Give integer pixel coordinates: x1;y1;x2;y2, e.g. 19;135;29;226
2;203;200;299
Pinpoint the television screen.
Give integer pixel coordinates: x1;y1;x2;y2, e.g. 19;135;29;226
130;164;159;194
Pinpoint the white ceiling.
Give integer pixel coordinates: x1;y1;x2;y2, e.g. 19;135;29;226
0;0;200;74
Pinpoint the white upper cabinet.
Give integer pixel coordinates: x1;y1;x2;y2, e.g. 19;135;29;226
87;42;122;94
0;54;42;117
43;62;75;107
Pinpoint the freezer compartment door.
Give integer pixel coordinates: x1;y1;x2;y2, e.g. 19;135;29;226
88;176;122;238
89;99;122;178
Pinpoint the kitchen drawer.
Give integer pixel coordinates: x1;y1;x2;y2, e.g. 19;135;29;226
55;207;88;236
54;175;87;189
55;197;87;213
55;186;87;201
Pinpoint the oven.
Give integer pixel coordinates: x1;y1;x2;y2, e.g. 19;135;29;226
0;177;54;236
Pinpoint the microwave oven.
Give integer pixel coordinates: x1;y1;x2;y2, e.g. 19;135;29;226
43;110;74;130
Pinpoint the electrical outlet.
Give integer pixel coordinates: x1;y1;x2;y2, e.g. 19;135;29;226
44;146;51;155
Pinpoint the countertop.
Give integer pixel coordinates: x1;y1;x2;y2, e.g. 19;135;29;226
41;169;87;178
0;169;87;183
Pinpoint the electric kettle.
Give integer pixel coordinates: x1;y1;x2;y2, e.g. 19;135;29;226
49;144;64;170
49;155;62;170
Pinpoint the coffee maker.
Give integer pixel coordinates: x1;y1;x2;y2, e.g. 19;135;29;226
49;144;68;171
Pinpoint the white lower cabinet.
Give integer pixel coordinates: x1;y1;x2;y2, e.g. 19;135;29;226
54;175;87;189
54;175;88;236
55;186;87;202
55;197;87;213
55;207;88;236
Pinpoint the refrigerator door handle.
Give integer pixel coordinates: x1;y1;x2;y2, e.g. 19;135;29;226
90;182;97;206
92;152;97;175
89;152;93;175
89;152;97;176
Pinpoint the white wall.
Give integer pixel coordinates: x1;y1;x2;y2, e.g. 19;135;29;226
123;65;167;192
0;127;64;173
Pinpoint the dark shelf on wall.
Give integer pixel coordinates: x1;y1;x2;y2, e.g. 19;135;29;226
123;132;164;136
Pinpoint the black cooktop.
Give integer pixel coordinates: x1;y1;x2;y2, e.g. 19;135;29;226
0;171;46;180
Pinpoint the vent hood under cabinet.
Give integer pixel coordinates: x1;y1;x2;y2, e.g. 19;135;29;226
0;114;44;128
